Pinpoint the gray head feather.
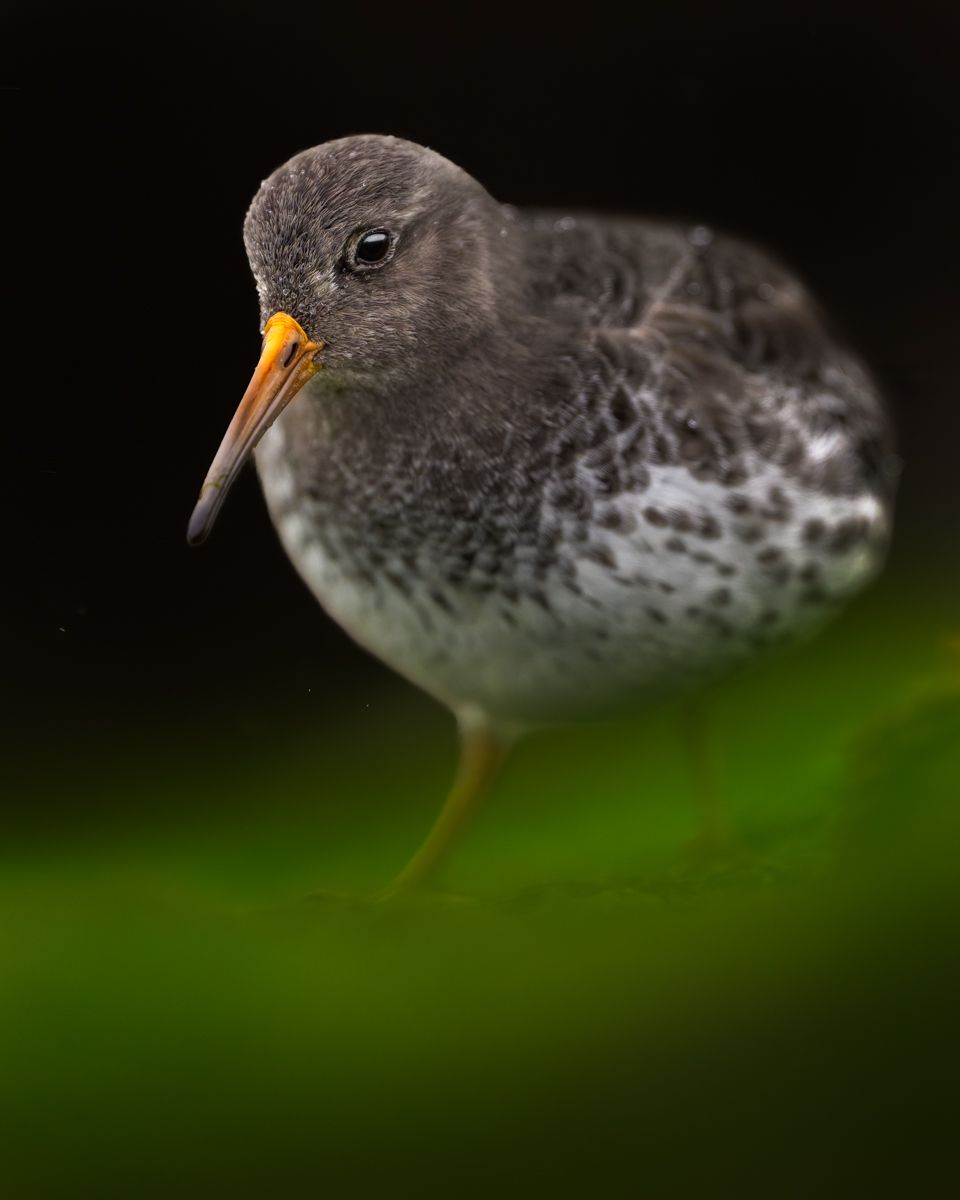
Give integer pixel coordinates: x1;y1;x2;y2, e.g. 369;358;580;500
243;134;524;382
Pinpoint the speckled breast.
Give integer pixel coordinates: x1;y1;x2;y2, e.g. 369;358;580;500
255;405;890;729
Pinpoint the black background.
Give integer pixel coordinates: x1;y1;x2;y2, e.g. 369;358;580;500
5;0;958;746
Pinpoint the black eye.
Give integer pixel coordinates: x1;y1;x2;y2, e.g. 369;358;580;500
352;229;393;267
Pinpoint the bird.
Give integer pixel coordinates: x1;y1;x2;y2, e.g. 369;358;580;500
188;134;897;895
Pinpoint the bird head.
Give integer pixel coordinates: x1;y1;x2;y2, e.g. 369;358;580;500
188;134;514;544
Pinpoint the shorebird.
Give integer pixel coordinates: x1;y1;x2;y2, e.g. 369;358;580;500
188;135;896;893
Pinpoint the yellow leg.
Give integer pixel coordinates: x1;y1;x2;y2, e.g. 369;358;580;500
381;719;509;896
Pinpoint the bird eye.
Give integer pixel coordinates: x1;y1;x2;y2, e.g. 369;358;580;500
350;229;394;269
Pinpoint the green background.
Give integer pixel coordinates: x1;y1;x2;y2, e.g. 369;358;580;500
4;557;959;1196
7;0;958;1192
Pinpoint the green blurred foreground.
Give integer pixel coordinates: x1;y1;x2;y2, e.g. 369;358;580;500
3;564;960;1196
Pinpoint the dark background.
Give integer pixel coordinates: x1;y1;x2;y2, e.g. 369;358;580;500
4;7;960;1194
5;0;958;752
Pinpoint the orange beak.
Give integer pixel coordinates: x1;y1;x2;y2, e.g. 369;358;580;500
187;312;322;544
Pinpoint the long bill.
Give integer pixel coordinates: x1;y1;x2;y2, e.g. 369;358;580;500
187;312;322;545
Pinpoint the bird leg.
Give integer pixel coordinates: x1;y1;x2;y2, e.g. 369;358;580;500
680;697;736;858
380;718;510;897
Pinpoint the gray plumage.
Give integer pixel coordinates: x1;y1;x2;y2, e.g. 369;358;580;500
240;135;896;730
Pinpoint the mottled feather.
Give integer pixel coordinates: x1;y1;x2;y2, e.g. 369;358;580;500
245;136;896;727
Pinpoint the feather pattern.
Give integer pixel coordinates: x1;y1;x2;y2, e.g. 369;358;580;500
245;137;896;726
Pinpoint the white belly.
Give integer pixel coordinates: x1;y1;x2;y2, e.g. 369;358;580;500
256;425;887;728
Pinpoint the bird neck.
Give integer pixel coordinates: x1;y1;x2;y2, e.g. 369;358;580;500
263;310;572;528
